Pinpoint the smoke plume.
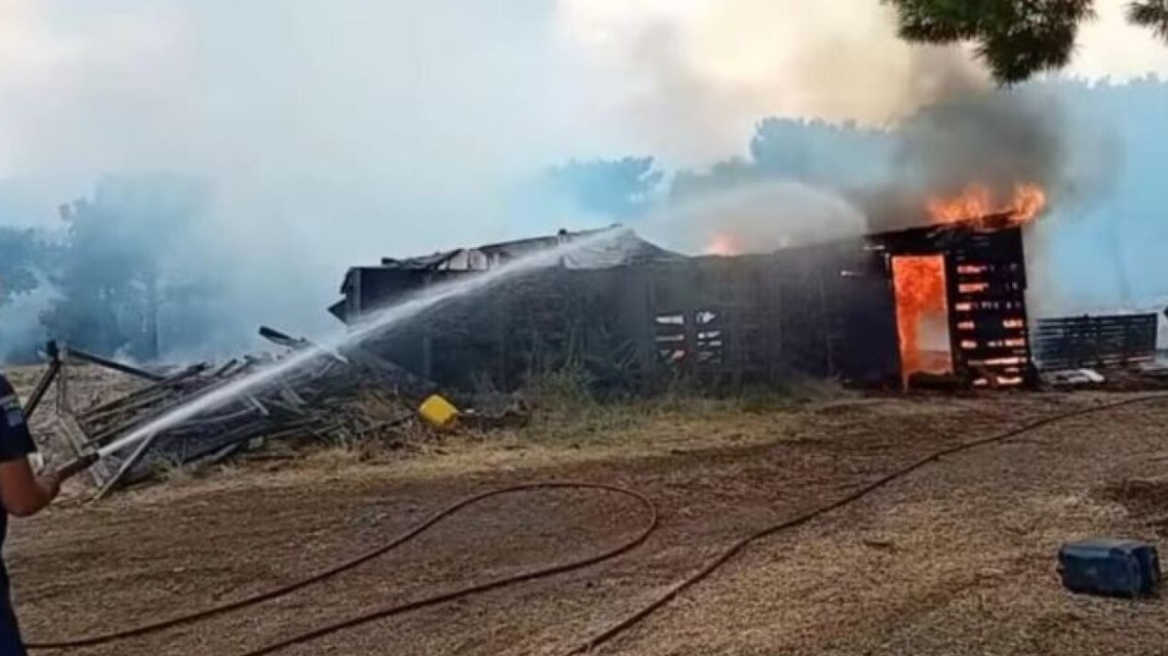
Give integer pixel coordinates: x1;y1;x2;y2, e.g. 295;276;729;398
855;84;1085;233
584;1;1133;285
557;0;1162;161
638;180;868;255
0;0;1159;362
0;0;611;359
556;0;1007;164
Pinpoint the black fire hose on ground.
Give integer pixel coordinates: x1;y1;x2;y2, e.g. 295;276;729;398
28;394;1168;655
562;393;1168;655
26;483;659;655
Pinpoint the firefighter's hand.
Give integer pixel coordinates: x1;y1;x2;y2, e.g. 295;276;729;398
37;472;61;503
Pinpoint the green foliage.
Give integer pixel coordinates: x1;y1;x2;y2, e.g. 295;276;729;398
672;119;896;200
671;157;764;200
1129;1;1168;41
40;174;217;359
883;1;1168;84
0;228;45;303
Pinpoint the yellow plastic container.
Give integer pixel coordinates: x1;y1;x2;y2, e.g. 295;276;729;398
418;394;460;429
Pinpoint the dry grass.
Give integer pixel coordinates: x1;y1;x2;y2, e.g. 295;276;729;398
207;370;870;488
156;456;202;484
521;368;854;443
8;364;1168;656
6;360;854;485
502;396;1165;656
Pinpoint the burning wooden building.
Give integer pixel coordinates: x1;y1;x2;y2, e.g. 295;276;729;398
875;219;1032;387
330;187;1046;392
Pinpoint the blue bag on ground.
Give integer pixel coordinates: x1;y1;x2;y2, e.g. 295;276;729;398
1057;539;1160;598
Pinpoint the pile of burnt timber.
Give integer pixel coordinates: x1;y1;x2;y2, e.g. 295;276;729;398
41;328;440;497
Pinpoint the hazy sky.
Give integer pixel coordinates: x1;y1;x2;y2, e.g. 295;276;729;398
0;0;607;336
1;1;1163;235
558;0;1168;161
0;0;1165;338
1076;0;1168;78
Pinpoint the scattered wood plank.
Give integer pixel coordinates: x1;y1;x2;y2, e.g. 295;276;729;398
44;334;455;495
53;414;113;487
94;425;166;500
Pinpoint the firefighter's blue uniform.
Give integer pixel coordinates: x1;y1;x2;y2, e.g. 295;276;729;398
0;373;35;656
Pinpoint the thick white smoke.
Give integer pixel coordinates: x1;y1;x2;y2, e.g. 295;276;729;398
556;0;1166;320
0;0;1164;356
0;0;623;346
555;0;1168;163
638;181;868;255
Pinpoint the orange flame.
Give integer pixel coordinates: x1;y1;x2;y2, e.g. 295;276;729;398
892;255;951;386
706;234;739;256
927;183;1047;229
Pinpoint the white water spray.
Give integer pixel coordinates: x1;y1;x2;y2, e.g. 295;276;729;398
97;228;630;458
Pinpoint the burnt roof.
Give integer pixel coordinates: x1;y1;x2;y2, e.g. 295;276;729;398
329;226;685;323
376;226;683;272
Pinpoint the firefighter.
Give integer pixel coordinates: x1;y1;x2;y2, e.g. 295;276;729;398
0;371;60;655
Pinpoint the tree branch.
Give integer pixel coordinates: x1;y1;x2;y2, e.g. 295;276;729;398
1128;1;1168;41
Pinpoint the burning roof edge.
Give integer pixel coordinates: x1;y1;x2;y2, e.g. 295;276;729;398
775;213;1029;260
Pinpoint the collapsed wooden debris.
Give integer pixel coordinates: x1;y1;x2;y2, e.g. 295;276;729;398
31;328;509;497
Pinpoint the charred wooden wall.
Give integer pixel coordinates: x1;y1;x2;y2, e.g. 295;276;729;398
346;241;901;394
341;224;1035;393
873;225;1031;386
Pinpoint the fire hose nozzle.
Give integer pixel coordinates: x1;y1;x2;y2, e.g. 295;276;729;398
54;453;99;482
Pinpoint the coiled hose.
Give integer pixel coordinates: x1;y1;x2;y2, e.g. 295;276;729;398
29;394;1168;655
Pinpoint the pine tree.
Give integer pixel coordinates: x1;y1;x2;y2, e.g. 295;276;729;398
884;1;1168;84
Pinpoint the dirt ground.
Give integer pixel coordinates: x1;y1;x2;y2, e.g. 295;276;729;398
6;388;1168;656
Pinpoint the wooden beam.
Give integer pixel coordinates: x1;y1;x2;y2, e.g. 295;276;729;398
22;353;61;419
64;346;167;382
53;414;111;488
94;427;163;500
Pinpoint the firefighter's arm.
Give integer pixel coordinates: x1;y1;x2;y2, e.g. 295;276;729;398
0;459;58;517
0;380;58;517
